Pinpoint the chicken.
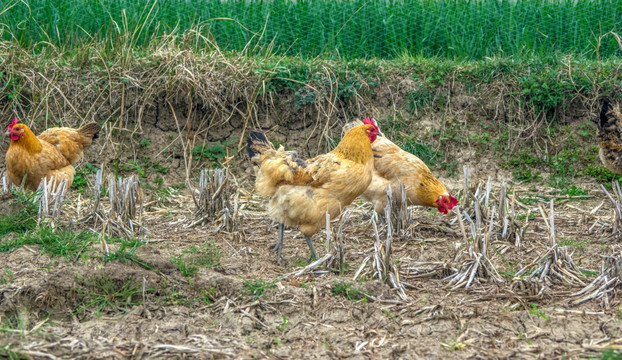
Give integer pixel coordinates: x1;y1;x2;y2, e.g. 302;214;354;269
247;123;378;264
347;118;457;215
597;98;622;174
5;117;101;191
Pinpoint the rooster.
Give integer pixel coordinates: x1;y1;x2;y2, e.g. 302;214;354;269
247;123;379;264
597;98;622;174
346;118;457;215
5;118;101;190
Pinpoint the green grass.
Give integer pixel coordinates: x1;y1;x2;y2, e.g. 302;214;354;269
0;224;147;265
103;237;145;265
171;242;222;278
0;345;28;360
1;0;621;60
0;226;97;259
0;267;15;285
0;191;38;239
557;238;591;251
74;273;148;317
243;278;276;300
192;140;236;167
331;281;368;302
528;303;549;321
72;162;99;193
598;349;622;360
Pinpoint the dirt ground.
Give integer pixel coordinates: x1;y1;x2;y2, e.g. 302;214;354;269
2;168;622;360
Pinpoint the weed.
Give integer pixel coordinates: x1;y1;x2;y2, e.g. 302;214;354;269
0;226;98;260
383;309;397;322
171;242;222;278
74;274;147;317
517;69;574;115
139;138;151;148
516;212;538;221
120;158;169;178
528;303;549;321
584;165;622;185
243;278;276;300
103;237;144;265
581;269;599;277
407;88;436;114
513;167;542;183
199;287;216;305
558;185;588;197
469;132;490;147
599;349;622;360
330;281;367;302
275;315;289;332
0;190;37;239
171;255;198;277
557;238;591;251
0;267;14;285
293;258;310;267
73;162;99;193
0;345;28;360
441;339;466;351
192;140;235;166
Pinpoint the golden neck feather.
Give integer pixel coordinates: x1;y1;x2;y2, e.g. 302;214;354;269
332;125;373;164
11;125;42;153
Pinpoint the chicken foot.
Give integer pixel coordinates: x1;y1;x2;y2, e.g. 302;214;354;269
270;224;319;265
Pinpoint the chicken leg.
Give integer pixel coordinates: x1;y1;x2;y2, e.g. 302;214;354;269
305;236;319;261
270;223;285;265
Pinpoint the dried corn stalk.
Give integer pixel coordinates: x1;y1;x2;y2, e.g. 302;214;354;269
456;166;526;246
105;174;144;236
513;200;586;288
190;168;241;232
35;177;68;225
572;252;622;307
601;181;622;235
445;167;503;289
400;260;455;281
445;204;502;289
385;183;411;236
1;172;8;194
354;204;408;301
81;169;144;238
325;210;351;273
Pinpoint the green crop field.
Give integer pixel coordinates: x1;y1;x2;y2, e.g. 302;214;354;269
2;0;621;59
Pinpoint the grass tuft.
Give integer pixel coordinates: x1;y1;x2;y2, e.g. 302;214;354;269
74;274;148;317
0;191;38;239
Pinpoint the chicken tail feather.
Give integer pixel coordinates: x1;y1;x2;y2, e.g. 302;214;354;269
78;122;102;140
247;131;272;161
600;98;614;129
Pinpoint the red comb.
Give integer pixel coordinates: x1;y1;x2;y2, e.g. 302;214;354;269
8;117;17;130
449;195;458;207
362;117;379;131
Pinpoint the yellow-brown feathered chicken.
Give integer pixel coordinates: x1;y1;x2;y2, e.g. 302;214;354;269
347;118;457;215
5;117;101;190
247;123;379;264
597;98;622;174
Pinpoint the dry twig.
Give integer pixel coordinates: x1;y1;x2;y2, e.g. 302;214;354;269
35;177;68;225
572;252;622;307
190;168;241;232
513;200;587;289
445;167;503;289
